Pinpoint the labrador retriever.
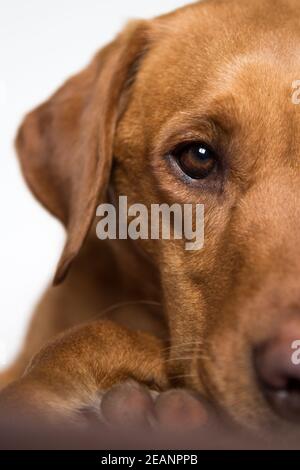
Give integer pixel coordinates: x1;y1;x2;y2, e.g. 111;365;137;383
1;0;300;439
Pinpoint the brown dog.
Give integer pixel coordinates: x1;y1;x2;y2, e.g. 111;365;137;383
2;0;300;438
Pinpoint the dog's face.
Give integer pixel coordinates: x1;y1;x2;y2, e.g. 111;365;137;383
114;0;300;430
16;0;300;432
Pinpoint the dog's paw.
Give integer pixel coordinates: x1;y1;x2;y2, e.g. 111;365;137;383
97;380;213;433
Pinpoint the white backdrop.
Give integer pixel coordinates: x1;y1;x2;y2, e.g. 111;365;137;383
0;0;189;368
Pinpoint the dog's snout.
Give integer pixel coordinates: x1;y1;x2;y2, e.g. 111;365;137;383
255;324;300;422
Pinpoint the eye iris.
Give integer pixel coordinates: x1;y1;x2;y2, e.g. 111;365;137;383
177;143;216;179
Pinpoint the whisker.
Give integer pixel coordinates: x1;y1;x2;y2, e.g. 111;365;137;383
170;341;204;348
164;351;211;363
169;373;197;381
91;304;211;364
160;341;204;353
164;356;199;363
91;300;162;321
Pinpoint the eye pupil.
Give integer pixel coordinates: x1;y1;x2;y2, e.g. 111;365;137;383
174;143;217;179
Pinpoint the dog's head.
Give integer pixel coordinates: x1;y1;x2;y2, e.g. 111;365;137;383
16;0;300;433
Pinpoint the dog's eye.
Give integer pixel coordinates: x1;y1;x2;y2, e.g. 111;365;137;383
173;143;217;179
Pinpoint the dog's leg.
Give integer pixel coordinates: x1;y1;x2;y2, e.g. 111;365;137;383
0;283;102;389
0;320;211;432
0;321;167;420
1;231;163;389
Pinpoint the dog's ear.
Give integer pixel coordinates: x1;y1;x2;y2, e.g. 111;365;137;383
16;21;150;285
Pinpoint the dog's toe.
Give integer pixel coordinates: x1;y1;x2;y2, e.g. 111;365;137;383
100;380;155;428
154;389;210;432
100;382;213;433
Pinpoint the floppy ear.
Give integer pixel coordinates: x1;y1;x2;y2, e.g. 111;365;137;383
16;21;150;285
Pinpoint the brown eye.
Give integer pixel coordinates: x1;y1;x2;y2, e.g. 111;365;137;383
174;143;217;179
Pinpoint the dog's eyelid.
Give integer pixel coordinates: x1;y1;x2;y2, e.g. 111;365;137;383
151;114;225;160
153;130;214;160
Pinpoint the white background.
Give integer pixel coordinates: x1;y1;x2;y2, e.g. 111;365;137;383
0;0;188;368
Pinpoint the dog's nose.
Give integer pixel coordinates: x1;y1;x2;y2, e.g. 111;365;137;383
255;324;300;422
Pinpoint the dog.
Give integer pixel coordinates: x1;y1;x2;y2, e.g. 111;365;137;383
1;0;300;439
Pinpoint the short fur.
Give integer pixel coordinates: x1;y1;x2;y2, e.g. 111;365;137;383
2;0;300;435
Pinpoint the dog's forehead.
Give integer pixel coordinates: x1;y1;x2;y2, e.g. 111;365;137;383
133;0;300;134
